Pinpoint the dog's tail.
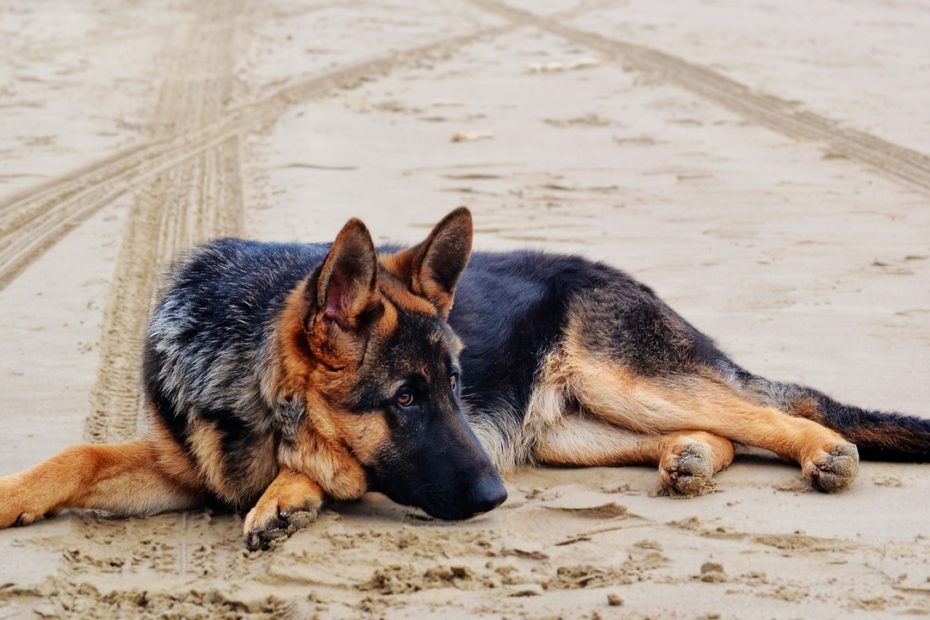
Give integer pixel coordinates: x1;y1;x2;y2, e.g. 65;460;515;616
725;365;930;462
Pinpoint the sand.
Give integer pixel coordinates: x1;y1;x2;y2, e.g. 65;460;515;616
1;0;929;618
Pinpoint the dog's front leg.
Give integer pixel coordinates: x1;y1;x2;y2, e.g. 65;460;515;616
243;467;325;551
243;421;369;550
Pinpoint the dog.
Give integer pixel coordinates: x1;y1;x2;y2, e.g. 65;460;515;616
1;207;927;550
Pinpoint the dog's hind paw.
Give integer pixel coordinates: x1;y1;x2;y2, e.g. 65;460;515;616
659;442;716;497
803;442;859;493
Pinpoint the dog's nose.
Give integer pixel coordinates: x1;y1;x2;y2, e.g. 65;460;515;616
469;474;508;515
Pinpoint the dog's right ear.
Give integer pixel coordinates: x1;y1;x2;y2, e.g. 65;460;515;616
380;207;473;318
303;218;381;367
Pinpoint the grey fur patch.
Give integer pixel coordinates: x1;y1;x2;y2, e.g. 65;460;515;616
145;243;290;437
712;359;809;413
464;349;570;472
465;398;527;473
273;397;306;445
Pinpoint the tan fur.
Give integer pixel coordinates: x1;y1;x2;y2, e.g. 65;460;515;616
547;319;858;489
184;418;277;507
574;361;845;464
534;414;667;466
533;414;735;495
789;396;824;422
277;416;369;501
273;285;316;396
0;428;203;528
330;409;390;465
377;250;415;290
147;411;208;490
187;420;237;501
508;316;857;492
376;267;439;316
373;294;400;338
534;413;733;473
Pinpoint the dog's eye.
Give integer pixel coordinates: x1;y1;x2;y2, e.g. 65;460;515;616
450;373;459;394
396;389;415;408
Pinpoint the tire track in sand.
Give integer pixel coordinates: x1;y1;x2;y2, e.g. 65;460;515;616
0;23;513;293
469;0;930;195
86;0;246;443
82;16;516;442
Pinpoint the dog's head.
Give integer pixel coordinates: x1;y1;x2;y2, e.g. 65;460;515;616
284;207;506;520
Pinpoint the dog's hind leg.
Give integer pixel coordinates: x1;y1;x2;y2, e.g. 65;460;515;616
0;433;204;528
561;352;858;491
242;468;324;550
534;414;734;495
558;291;859;491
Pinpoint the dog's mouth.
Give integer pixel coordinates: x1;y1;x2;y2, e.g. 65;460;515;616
372;472;508;522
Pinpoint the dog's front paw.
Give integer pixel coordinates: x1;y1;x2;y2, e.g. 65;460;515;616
660;442;716;496
243;493;321;551
0;475;55;529
803;442;859;492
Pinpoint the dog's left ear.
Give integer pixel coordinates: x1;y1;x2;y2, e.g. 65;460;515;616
387;207;473;318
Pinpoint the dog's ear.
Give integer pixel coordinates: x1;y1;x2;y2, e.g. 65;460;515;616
387;207;473;318
304;218;381;365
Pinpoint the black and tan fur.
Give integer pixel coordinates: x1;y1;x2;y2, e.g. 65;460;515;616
1;208;927;549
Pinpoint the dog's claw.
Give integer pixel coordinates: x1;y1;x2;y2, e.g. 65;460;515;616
244;509;317;551
243;501;320;551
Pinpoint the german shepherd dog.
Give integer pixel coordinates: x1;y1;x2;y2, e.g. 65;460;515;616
2;208;928;550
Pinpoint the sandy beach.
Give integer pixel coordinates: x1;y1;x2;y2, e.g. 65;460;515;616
1;0;929;617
